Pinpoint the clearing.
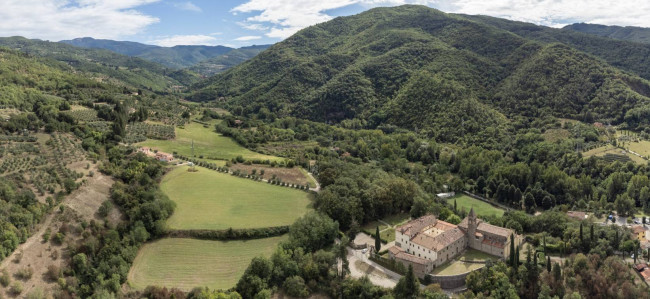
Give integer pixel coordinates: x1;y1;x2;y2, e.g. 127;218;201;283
542;128;571;143
163;166;312;230
137;121;281;162
128;236;285;291
583;144;645;164
447;194;504;218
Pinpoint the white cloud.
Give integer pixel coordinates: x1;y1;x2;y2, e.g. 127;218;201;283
234;35;262;41
148;34;218;46
174;1;202;12
232;0;650;39
0;0;160;41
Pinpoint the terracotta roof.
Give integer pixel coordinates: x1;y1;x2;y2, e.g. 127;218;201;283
397;215;437;236
433;220;456;232
388;246;404;256
632;226;646;234
412;227;465;251
634;263;647;272
392;251;432;265
477;222;512;238
641;268;650;280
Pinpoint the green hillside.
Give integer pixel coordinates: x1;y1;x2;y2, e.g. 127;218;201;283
189;45;271;76
0;37;198;92
564;23;650;44
190;5;650;137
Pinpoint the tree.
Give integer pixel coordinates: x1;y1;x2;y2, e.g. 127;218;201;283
375;226;381;253
394;265;419;298
509;233;516;267
453;199;457;212
283;276;308;298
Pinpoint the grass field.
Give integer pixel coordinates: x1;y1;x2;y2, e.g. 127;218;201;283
447;195;504;218
542;128;571;143
431;249;490;275
362;213;410;242
625;141;650;158
137;122;282;162
128;236;285;291
163;166;312;230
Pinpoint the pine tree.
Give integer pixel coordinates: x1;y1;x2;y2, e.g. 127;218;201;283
375;226;381;253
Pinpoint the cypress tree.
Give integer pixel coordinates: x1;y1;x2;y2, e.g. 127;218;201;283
515;247;520;267
547;256;551;272
590;224;594;242
509;233;516;267
553;263;562;282
454;199;457;212
395;264;419;298
375;226;381;253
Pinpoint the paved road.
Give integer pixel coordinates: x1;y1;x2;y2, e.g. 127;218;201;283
347;248;400;288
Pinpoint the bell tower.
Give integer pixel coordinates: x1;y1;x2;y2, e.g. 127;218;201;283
468;207;478;248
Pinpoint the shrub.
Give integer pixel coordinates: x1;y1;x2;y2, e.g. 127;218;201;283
46;265;62;281
9;282;23;295
0;269;10;287
16;267;33;280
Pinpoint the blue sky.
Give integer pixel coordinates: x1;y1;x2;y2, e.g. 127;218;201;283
0;0;649;48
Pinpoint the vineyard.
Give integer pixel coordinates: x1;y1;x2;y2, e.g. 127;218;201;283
125;122;175;144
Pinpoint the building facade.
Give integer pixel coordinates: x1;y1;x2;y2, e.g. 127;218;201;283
388;208;521;277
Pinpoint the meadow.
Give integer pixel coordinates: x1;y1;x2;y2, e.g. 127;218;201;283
583;144;645;164
447;194;504;218
163;166;312;230
128;236;286;291
137;121;281;162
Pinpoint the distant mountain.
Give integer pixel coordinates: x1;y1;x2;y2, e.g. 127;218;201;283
189;45;272;76
61;37;266;71
563;23;650;44
0;36;199;91
190;5;650;141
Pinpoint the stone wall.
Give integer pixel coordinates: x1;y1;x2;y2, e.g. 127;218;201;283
427;266;484;289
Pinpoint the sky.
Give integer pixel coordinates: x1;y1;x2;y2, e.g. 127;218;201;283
0;0;649;48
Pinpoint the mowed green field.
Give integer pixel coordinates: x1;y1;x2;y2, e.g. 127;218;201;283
163;166;312;230
128;236;285;290
137;121;282;162
447;194;504;218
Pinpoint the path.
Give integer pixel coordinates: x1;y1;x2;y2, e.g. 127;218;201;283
307;172;321;192
0;170;114;297
347;248;400;288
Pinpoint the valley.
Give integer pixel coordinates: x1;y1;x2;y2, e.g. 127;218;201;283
0;3;649;299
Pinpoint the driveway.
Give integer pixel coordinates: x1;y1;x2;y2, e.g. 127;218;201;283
347;248;400;288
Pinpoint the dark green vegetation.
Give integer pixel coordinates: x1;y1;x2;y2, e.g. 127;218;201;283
193;5;650;137
61;37;271;75
564;23;650;44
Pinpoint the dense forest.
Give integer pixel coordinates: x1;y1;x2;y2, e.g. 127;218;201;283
191;5;650;135
564;23;650;44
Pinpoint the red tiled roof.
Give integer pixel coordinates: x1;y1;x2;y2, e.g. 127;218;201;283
392;251;432;265
477;222;512;238
641;268;650;280
632;226;646;234
634;263;647;271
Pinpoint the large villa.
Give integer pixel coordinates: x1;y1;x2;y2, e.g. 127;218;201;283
388;208;522;277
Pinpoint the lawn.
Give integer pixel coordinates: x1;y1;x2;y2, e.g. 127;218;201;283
625;140;650;158
128;236;285;291
362;213;410;243
447;195;504;218
137;121;282;162
163;166;312;230
431;260;484;275
459;249;498;262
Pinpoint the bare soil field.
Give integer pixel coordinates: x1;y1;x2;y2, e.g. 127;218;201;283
228;163;315;187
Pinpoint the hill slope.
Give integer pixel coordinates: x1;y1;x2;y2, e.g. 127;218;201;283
61;37;264;71
563;23;650;44
0;37;197;91
191;5;650;136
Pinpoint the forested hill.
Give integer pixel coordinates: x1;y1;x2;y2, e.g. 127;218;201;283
190;5;650;140
0;36;199;91
563;23;650;44
61;37;269;73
